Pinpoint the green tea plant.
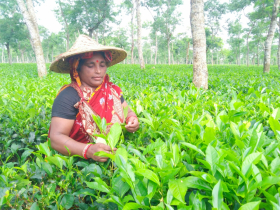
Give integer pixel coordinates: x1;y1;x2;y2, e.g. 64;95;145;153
0;63;280;209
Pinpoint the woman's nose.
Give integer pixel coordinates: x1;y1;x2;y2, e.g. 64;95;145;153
95;65;101;73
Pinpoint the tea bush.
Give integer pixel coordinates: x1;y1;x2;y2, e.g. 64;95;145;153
0;63;280;209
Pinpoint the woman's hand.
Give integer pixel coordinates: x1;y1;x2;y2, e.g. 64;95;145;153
125;117;139;133
86;143;117;162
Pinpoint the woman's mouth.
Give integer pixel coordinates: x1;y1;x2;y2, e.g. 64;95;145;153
92;77;102;81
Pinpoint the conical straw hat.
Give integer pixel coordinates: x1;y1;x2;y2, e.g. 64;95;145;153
50;34;127;73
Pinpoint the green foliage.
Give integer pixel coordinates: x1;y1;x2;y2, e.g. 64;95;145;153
1;63;280;209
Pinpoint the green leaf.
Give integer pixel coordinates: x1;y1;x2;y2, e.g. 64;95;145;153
270;201;280;210
30;202;39;210
272;108;280;120
168;179;188;204
264;141;278;156
36;142;51;157
21;149;33;163
85;180;110;193
188;171;217;183
45;156;64;169
123;106;129;118
184;176;212;191
143;139;164;155
180;142;205;156
92;114;102;132
206;144;219;175
228;162;246;181
116;147;128;162
251;176;280;190
269;117;280;134
28;108;36;118
241;152;262;177
172;144;180;167
112;176;130;198
60;194;74;209
41;162;53;175
123;202;148;210
11;143;21;154
212;180;223;210
94;151;115;160
129;148;148;163
135;169;160;185
203;127;216;144
107;123;122;149
238;201;261;210
230;122;240;139
270;157;280;174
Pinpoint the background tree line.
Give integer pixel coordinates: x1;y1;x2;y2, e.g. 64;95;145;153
1;0;280;71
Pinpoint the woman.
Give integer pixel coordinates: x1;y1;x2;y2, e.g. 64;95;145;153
49;35;139;162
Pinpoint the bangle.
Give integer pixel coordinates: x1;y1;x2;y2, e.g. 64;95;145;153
82;144;92;159
126;115;137;124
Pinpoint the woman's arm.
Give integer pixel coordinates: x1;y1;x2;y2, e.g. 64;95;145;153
122;101;139;132
49;117;114;162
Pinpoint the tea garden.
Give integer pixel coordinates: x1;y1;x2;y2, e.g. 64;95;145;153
0;63;280;209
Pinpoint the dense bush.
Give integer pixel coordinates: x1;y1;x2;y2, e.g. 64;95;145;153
0;63;280;209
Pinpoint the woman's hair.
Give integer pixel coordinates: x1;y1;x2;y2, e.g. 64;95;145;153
76;51;109;72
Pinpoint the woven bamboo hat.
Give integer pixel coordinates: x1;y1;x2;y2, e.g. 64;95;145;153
50;34;127;73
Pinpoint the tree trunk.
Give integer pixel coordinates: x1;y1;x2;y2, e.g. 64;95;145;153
246;25;254;67
238;39;241;66
58;0;69;50
5;43;12;65
277;18;280;70
154;32;158;64
172;42;174;64
264;0;280;73
17;0;47;77
190;0;208;89
131;4;135;64
89;29;93;38
167;38;171;65
21;50;25;63
186;41;190;64
1;47;4;63
93;30;98;43
247;37;249;66
136;0;145;69
257;41;259;66
150;46;152;64
235;48;238;65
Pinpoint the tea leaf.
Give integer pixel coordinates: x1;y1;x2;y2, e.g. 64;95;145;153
212;180;223;210
168;179;188;204
60;194;74;209
107;123;122;149
238;201;261;210
206;144;219;175
30;202;39;210
135;169;160;186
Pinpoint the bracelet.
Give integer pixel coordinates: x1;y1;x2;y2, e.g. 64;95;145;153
82;144;92;159
126;115;138;124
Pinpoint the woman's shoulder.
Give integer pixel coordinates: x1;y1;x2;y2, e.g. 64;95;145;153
54;86;80;106
109;83;123;95
52;86;80;120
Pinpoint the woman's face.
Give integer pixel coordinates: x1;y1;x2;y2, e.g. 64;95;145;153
78;53;107;88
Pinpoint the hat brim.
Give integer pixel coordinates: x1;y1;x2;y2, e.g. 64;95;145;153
50;46;127;73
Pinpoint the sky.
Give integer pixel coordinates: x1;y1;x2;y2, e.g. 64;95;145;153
34;0;251;49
